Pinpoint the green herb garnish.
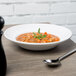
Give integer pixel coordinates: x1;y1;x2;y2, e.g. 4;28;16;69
33;32;36;38
33;28;46;40
42;35;46;38
38;28;40;34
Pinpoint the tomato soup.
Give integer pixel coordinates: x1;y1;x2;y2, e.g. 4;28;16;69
16;28;60;43
16;32;60;43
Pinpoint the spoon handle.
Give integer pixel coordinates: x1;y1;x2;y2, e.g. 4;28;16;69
58;49;76;61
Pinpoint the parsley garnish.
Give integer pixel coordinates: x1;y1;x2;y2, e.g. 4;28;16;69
33;28;46;40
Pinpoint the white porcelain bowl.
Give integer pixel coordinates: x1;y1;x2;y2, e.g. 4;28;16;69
4;24;72;51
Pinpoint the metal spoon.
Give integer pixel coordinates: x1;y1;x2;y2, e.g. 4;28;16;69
44;49;76;66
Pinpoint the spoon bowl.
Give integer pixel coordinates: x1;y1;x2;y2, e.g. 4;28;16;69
44;49;76;67
44;59;61;66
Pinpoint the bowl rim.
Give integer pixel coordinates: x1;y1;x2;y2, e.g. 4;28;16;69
4;24;72;45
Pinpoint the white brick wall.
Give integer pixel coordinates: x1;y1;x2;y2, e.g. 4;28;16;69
14;3;49;15
0;0;76;42
0;4;13;15
32;14;66;25
0;0;75;25
51;2;76;13
0;0;10;3
66;13;76;25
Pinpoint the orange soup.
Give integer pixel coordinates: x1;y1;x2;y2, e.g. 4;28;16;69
16;28;60;43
